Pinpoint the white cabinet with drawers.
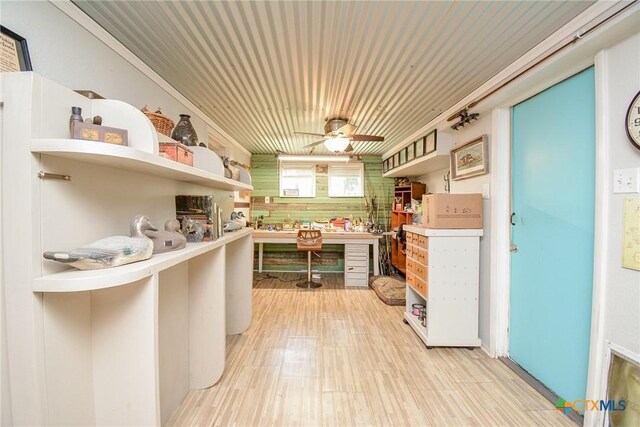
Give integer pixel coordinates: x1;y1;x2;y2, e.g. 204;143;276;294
403;225;483;347
344;244;369;287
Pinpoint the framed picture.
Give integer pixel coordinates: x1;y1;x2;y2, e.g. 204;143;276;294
450;135;488;180
415;137;425;157
407;143;415;161
399;148;407;165
425;130;437;154
1;26;32;72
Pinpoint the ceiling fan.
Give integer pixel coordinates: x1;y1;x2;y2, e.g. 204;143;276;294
295;118;384;153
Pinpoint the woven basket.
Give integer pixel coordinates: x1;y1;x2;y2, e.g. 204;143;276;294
141;106;174;137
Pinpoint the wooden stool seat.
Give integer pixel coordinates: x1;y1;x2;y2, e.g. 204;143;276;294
296;230;322;288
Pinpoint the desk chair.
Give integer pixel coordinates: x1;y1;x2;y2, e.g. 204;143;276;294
296;229;322;288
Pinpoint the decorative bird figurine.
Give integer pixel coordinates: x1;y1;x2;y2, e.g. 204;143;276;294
43;215;157;270
145;219;187;254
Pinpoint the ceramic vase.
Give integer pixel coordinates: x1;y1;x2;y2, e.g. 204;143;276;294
171;114;199;146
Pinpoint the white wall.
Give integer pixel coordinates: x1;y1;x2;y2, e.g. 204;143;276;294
588;31;640;427
0;0;249;165
599;32;640;360
416;116;494;351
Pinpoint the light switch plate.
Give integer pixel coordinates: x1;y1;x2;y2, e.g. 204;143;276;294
613;168;640;193
265;196;271;203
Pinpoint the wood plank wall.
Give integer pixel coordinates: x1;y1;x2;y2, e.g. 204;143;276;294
251;155;394;271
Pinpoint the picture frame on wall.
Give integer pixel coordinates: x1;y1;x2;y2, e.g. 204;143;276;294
1;26;32;72
450;134;488;180
407;143;415;161
415;137;425;157
425;130;437;154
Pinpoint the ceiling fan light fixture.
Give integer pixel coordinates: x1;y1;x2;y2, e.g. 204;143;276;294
324;137;350;152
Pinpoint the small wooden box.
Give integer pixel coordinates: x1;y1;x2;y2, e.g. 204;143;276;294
71;122;128;145
159;142;194;166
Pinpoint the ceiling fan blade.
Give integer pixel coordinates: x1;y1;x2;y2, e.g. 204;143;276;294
295;132;326;137
344;144;354;153
349;134;384;142
337;123;357;135
303;140;326;148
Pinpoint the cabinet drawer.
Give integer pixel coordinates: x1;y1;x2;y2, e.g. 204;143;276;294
406;272;414;286
407;272;427;297
414;275;427;298
418;235;428;247
346;252;368;260
345;258;368;268
346;271;368;281
345;265;367;274
345;244;368;254
417;248;428;264
407;244;416;259
345;276;368;287
406;258;414;272
414;263;424;277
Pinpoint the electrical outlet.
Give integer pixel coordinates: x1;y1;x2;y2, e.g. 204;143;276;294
265;196;270;203
613;168;640;194
482;183;490;199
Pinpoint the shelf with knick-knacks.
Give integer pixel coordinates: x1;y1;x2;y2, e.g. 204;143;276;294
31;138;251;191
29;78;252;192
2;72;254;427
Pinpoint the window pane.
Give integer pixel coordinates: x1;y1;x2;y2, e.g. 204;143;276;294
280;163;316;197
282;176;314;197
328;164;363;197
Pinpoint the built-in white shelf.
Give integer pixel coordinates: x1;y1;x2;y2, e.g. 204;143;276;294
383;132;453;178
384;150;451;177
34;228;252;292
32;138;253;191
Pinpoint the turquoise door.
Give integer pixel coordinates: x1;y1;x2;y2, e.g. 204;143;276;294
510;67;595;405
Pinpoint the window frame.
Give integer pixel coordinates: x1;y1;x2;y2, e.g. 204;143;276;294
328;163;364;198
279;162;317;198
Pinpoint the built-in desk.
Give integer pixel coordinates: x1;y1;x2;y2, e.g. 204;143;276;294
252;230;383;283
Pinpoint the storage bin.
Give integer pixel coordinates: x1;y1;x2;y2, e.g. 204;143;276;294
422;193;483;229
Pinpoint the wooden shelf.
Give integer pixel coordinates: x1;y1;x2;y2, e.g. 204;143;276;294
32;139;253;191
33;228;252;292
391;183;426;273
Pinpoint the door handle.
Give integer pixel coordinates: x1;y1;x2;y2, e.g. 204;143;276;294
510;244;518;253
511;213;516;226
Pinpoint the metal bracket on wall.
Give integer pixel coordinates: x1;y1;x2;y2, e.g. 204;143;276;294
38;171;71;181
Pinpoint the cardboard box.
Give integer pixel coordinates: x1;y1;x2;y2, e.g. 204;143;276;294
159;142;194;166
71;121;128;145
422;193;483;229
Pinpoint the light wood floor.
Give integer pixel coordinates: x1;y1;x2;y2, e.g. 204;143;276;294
167;273;575;426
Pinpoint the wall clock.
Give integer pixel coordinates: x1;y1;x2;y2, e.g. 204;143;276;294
626;90;640;151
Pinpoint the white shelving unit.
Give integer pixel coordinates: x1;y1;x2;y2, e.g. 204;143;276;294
383;132;453;177
2;72;254;426
403;225;483;348
32;138;251;191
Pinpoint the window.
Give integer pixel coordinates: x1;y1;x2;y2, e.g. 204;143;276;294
328;164;364;197
279;163;316;197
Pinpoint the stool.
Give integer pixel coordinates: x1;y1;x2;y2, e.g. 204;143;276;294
296;229;322;289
